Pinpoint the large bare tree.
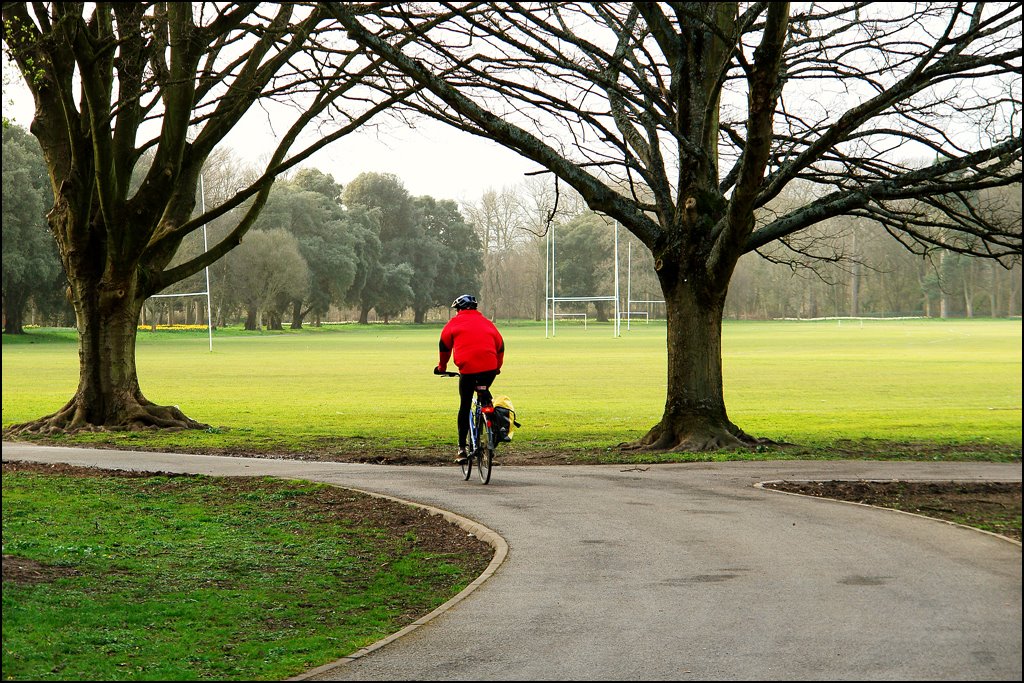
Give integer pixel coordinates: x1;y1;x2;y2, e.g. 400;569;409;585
1;2;406;433
329;2;1023;450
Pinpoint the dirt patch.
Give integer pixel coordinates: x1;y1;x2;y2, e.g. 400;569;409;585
75;440;583;467
3;460;1019;589
762;480;1021;542
1;555;81;584
1;460;492;586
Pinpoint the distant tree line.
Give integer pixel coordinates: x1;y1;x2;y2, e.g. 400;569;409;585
3;123;1021;333
457;178;1022;323
156;163;483;330
4;125;485;332
2;124;71;332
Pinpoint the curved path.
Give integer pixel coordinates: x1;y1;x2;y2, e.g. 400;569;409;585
2;442;1021;681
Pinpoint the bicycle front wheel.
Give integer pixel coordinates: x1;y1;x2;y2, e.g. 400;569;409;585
460;450;472;480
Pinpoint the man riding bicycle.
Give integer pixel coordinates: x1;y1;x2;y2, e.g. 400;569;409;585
434;294;505;464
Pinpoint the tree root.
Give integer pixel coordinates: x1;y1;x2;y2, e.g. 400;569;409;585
4;395;209;436
620;419;780;454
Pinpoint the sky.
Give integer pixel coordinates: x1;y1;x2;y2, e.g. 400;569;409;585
239;114;543;204
2;68;542;204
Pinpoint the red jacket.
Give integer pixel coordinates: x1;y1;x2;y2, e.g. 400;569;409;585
438;309;504;375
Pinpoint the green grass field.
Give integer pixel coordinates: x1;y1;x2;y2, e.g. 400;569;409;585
2;465;489;680
2;319;1021;460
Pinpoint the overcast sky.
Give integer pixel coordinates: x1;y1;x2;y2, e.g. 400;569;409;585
2;69;541;204
221;103;544;202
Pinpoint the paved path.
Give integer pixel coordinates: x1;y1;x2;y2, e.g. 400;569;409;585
2;442;1021;681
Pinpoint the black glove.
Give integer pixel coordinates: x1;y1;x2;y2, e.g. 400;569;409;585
433;366;444;375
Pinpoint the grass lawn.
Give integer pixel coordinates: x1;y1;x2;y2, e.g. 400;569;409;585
2;462;491;681
2;318;1021;461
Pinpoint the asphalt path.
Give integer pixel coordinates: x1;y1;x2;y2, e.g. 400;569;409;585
2;442;1021;681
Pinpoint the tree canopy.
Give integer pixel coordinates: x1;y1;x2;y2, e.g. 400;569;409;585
342;172;482;323
252;171;358;328
2;123;59;334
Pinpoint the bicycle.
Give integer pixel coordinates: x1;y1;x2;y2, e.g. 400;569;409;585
437;371;496;484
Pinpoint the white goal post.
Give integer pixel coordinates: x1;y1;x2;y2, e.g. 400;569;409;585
147;175;214;351
545;219;622;338
544;219;668;336
619;241;665;331
552;312;589;328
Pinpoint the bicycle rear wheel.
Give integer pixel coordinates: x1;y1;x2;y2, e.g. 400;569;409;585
476;445;493;484
475;413;493;484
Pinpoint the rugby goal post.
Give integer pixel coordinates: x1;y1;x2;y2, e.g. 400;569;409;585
552;312;589;328
544;218;621;338
618;241;665;331
147;175;214;351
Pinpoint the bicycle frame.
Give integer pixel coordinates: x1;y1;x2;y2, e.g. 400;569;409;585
468;386;495;484
438;371;496;484
468;387;495;452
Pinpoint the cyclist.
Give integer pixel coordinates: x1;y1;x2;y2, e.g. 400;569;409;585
434;294;505;464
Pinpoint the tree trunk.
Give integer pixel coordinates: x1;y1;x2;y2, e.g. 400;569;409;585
848;229;861;317
4;291;27;334
988;262;999;317
1007;266;1021;317
631;275;762;452
290;300;304;329
245;308;259;330
358;305;371;324
939;251;951;318
5;277;207;434
267;310;283;330
962;265;974;318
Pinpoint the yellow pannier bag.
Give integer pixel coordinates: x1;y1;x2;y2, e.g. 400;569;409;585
491;395;520;443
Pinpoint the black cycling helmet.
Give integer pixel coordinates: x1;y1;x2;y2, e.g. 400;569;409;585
451;294;478;310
